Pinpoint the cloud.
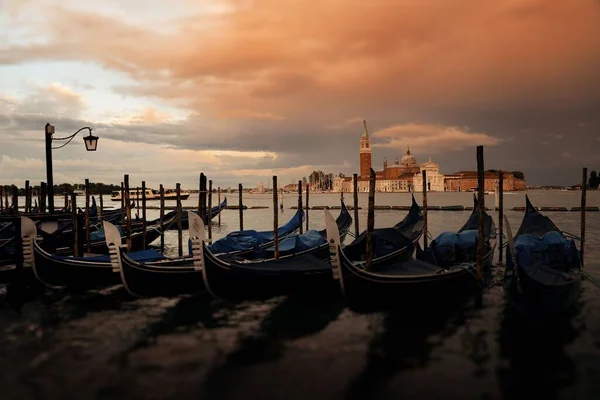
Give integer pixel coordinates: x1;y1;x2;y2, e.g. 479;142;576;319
14;82;87;118
1;0;600;186
371;123;500;153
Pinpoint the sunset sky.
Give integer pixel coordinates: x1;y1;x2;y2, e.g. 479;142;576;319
1;0;599;189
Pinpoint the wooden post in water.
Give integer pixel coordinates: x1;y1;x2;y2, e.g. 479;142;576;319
0;186;3;213
199;174;207;222
476;146;485;285
63;185;68;211
24;180;30;213
498;171;504;263
142;181;147;249
422;170;428;249
135;187;140;220
238;183;244;230
217;187;221;227
71;192;79;256
85;178;91;253
11;185;18;214
305;183;310;231
124;175;132;252
298;180;303;234
208;180;213;243
98;184;104;222
353;173;359;237
176;183;183;257
366;168;376;269
581;167;587;267
40;182;47;213
159;184;165;253
273;176;279;260
120;181;125;223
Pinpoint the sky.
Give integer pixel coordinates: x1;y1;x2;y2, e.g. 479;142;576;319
1;0;599;189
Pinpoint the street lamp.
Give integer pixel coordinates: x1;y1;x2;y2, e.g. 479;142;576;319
45;123;99;213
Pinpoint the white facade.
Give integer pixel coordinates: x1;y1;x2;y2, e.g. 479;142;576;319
375;179;412;192
413;158;445;192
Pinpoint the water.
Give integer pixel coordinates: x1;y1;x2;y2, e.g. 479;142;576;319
1;190;600;399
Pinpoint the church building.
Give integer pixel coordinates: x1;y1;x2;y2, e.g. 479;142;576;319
334;120;446;192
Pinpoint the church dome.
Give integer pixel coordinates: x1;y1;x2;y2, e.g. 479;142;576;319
400;147;416;166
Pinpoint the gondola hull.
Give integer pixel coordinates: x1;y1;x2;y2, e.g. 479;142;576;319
506;266;581;315
32;240;119;289
118;254;204;297
202;247;337;300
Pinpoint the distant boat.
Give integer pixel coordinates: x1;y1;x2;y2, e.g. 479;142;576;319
110;189;190;201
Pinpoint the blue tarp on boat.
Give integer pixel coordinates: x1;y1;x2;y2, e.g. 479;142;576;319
507;232;580;273
432;230;479;265
207;209;304;254
89;225;125;242
262;230;326;257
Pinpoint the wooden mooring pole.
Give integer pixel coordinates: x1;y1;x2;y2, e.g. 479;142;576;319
581;167;587;267
305;183;310;231
238;183;244;230
98;184;104;222
159;184;165;253
124;175;132;252
353;173;359;237
71;192;79;256
498;171;504;263
273;176;279;260
142;181;147;249
199;174;207;222
11;186;18;215
476;146;485;285
422;170;428;249
217;187;221;227
298;180;303;234
24;180;30;213
176;183;183;257
63;185;68;211
208;180;213;243
85;178;91;253
40;182;46;213
120;181;125;224
366;168;376;269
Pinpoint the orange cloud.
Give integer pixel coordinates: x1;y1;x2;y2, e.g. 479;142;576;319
3;0;599;124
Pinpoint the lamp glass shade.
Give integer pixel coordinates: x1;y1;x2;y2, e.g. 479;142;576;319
83;134;99;151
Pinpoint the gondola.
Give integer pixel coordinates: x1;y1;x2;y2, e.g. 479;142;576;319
150;197;228;229
333;194;424;268
109;201;351;297
504;196;581;314
325;200;495;310
200;199;425;300
19;216;172;288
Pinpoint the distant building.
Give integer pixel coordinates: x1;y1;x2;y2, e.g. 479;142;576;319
444;171;526;192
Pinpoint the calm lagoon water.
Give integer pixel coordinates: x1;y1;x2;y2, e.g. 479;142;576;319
1;190;599;399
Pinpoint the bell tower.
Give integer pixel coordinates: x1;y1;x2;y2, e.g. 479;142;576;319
359;120;371;177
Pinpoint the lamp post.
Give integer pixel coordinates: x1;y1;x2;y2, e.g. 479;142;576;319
45;123;99;213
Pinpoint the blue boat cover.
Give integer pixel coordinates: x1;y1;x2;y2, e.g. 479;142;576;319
432;229;479;265
207;209;304;254
507;232;580;273
262;230;326;257
57;249;166;263
89;225;125;242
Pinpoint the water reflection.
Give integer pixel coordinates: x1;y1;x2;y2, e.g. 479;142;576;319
496;293;582;399
200;293;344;396
344;298;476;399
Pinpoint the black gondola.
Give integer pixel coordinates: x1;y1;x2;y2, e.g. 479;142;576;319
15;216;177;288
504;196;581;314
112;202;352;297
325;200;495;310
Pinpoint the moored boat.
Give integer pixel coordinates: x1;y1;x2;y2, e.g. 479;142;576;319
504;196;582;314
